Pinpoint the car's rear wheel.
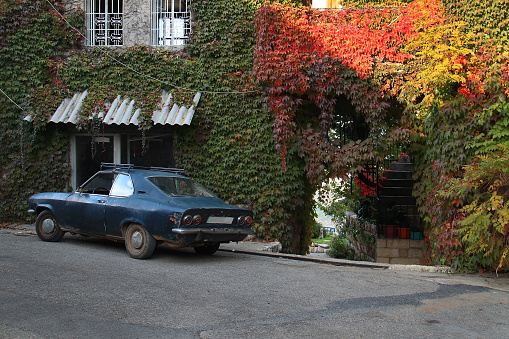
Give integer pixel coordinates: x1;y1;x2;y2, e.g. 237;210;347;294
35;210;64;242
125;224;156;259
194;243;220;255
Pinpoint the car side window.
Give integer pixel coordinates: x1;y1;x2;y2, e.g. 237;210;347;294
109;173;134;197
80;173;115;195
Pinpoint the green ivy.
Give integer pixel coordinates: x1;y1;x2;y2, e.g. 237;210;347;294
0;0;79;221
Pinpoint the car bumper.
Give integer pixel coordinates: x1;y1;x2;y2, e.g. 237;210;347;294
172;227;254;236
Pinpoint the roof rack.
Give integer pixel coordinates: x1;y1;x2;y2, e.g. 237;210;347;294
101;163;134;170
100;163;185;174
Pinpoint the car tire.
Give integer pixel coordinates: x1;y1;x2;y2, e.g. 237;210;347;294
125;224;156;259
194;243;220;255
35;210;64;242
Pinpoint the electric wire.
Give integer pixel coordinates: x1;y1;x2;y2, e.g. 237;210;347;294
0;88;24;111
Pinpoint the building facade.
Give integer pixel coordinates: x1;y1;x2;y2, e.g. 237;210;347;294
66;0;192;48
42;1;198;188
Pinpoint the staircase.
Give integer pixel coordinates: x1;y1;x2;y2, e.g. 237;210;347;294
378;160;422;238
376;160;425;264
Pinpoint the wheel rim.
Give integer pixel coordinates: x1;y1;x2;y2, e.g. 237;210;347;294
42;218;56;234
131;230;143;249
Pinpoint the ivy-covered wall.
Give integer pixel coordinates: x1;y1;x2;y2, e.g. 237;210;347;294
2;0;507;268
176;0;313;253
250;0;509;271
0;0;314;254
0;0;80;221
411;0;509;271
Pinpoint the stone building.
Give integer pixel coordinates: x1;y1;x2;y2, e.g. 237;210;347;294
66;0;192;48
34;1;199;188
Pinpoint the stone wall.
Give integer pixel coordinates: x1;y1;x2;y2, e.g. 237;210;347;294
376;238;426;265
66;0;181;48
344;212;376;262
123;0;151;46
344;212;426;265
66;0;84;12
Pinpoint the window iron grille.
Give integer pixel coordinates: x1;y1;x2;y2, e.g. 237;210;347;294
86;0;124;46
151;0;191;46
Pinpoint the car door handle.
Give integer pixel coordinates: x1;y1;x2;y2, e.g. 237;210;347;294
98;199;106;203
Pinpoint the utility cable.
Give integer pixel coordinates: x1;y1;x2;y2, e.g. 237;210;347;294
0;88;24;111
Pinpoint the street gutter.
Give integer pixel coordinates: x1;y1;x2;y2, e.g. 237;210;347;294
218;247;392;269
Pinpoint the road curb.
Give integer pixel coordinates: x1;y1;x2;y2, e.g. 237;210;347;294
218;247;392;269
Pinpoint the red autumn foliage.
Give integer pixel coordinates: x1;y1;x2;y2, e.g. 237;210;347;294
253;1;443;177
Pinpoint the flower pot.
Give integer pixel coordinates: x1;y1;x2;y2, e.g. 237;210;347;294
383;225;397;238
400;227;411;239
411;231;424;240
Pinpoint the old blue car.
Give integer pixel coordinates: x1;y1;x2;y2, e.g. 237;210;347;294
27;164;253;259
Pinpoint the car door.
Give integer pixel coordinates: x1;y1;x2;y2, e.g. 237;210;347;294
63;172;114;235
104;173;135;237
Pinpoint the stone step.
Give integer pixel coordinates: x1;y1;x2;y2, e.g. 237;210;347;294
388;162;413;171
379;186;413;196
379;196;416;205
382;178;414;187
383;170;413;180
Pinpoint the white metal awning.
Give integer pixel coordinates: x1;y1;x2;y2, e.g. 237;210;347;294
24;90;201;126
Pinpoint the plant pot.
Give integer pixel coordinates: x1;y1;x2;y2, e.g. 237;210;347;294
411;231;424;240
400;227;411;239
383;225;397;238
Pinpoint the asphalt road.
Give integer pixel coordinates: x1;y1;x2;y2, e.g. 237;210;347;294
1;231;509;339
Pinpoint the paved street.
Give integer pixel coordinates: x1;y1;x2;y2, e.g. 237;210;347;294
1;230;509;338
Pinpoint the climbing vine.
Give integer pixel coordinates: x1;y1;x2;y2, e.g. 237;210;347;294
177;0;314;254
0;0;81;220
252;1;441;181
402;1;509;271
253;0;509;270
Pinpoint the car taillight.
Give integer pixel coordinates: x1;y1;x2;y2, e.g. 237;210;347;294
245;216;253;226
193;215;202;225
238;216;246;225
183;215;193;226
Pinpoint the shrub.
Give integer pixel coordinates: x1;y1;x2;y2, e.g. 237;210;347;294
327;236;354;259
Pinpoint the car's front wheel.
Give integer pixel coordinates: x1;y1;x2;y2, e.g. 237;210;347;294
194;243;220;255
35;210;64;242
125;224;156;259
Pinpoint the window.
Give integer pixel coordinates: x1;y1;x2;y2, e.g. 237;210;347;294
86;0;124;46
80;173;115;195
110;173;134;197
148;176;216;197
312;0;342;9
151;0;192;46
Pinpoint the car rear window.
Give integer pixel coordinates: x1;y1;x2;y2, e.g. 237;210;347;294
148;176;216;198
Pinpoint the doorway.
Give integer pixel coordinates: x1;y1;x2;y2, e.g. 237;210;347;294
70;132;174;190
72;134;120;188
